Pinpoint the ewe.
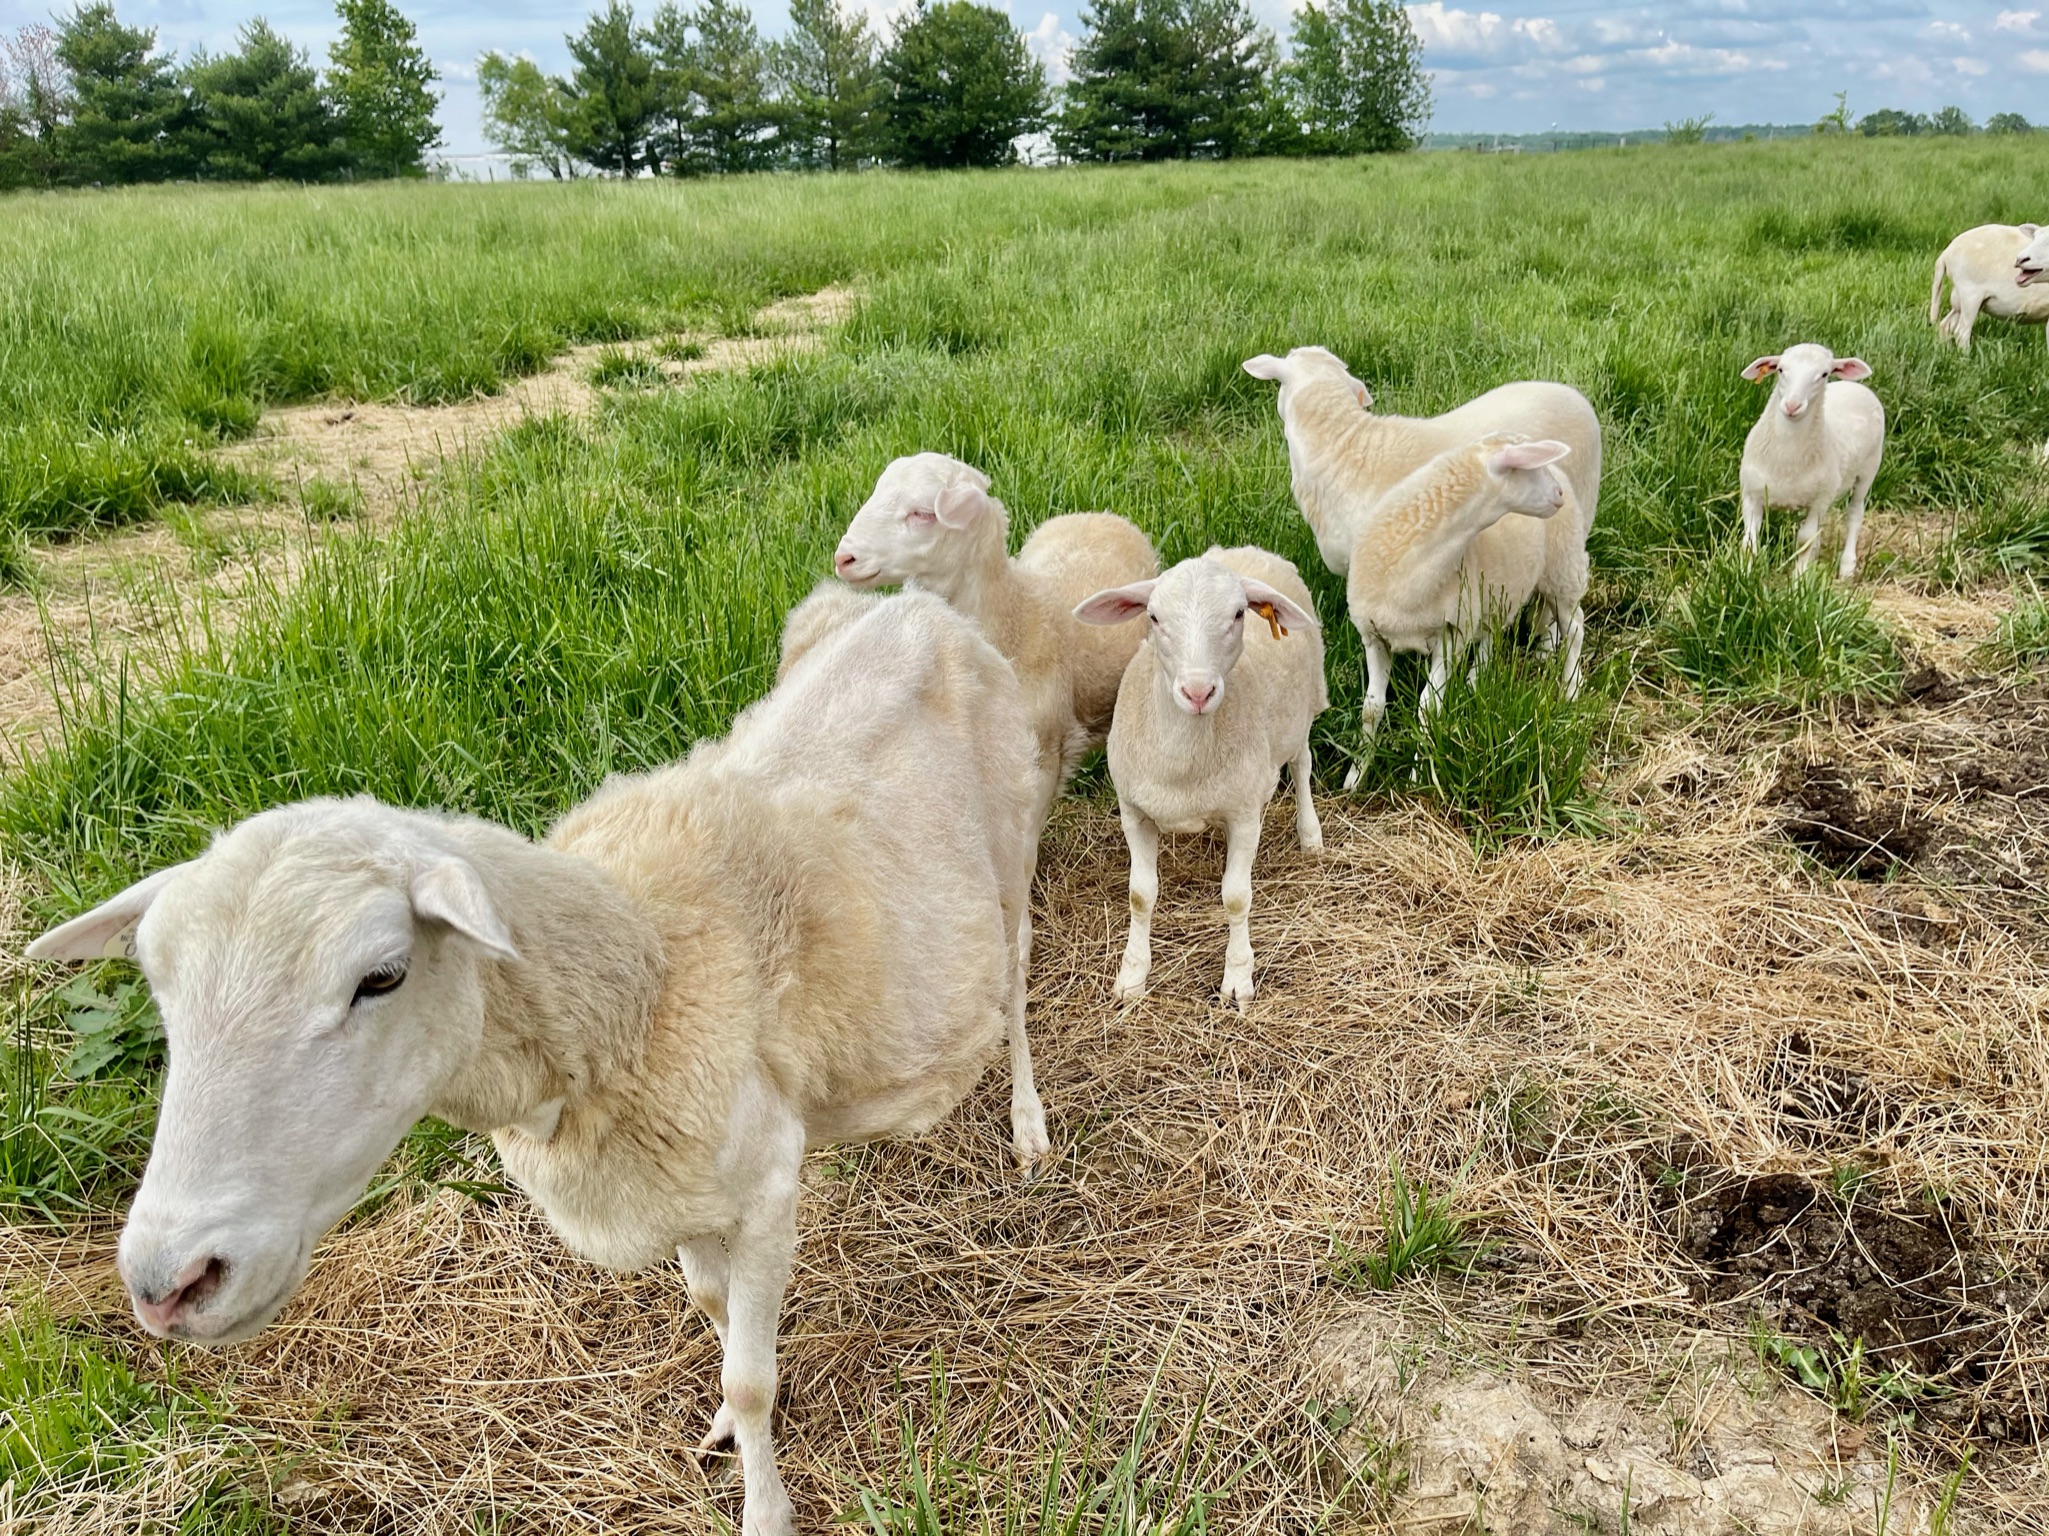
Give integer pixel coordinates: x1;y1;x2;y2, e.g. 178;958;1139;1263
1343;436;1580;785
834;452;1158;823
1929;222;2049;350
1240;345;1601;587
1738;344;1885;580
1075;547;1325;1010
27;592;1046;1536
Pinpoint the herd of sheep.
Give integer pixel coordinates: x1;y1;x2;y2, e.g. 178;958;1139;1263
20;219;2049;1535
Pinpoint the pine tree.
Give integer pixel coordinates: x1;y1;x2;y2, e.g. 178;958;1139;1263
478;52;577;178
1056;0;1271;162
327;0;440;176
772;0;875;170
1280;0;1428;155
561;0;658;175
184;19;345;181
876;0;1045;169
54;3;193;184
641;0;777;176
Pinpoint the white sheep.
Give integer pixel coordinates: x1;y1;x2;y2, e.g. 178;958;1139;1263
1929;222;2049;350
1344;435;1579;783
833;453;1158;825
1241;346;1602;700
776;579;878;682
26;590;1046;1536
1074;546;1325;1010
1738;344;1885;580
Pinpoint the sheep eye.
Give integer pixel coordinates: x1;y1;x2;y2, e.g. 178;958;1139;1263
352;964;408;1006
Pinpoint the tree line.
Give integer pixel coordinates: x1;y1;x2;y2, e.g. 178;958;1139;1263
0;0;439;189
481;0;1432;176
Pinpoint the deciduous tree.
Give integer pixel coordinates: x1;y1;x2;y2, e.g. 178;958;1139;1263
1279;0;1428;155
327;0;440;176
478;52;576;177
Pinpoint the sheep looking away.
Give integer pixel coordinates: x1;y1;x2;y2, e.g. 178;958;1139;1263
1929;222;2049;351
26;590;1046;1536
1076;546;1326;1011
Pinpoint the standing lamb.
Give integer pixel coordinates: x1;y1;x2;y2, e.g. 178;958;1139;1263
1343;436;1580;784
832;453;1158;826
25;591;1046;1536
1739;344;1885;579
1929;222;2049;350
1075;547;1325;1010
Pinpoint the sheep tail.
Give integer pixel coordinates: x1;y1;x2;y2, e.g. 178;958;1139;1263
1929;252;1948;326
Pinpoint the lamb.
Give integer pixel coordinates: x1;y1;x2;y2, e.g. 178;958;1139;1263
1074;546;1326;1010
1242;346;1601;698
833;452;1158;825
24;590;1046;1536
1343;436;1578;784
1929;223;2049;350
1738;344;1885;580
776;579;879;682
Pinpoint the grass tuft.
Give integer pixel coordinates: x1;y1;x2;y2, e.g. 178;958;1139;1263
1332;1159;1485;1290
1656;549;1900;704
1988;589;2049;666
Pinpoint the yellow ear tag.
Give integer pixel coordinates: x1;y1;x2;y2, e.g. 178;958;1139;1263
1250;601;1287;641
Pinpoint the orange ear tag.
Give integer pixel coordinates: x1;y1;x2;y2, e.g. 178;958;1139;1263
1250;601;1287;641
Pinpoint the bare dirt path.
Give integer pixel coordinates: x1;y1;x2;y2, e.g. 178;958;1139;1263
0;288;856;758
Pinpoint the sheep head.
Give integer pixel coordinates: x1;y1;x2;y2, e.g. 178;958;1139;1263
2016;223;2047;286
1242;346;1373;413
834;453;998;588
1076;554;1316;717
26;798;516;1346
1741;344;1871;419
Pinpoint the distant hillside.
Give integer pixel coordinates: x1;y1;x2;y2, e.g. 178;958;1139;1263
1426;125;1813;153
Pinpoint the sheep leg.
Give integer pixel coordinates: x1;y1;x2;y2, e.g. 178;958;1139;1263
701;1138;801;1536
1113;801;1160;1002
1464;631;1494;688
1343;636;1393;791
1740;488;1766;555
1838;483;1872;581
1954;293;1980;352
1292;742;1322;854
1420;637;1451;716
1555;602;1586;699
1219;812;1262;1011
677;1236;732;1345
1006;906;1050;1171
1793;506;1823;575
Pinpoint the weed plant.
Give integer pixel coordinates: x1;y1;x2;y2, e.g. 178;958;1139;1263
1989;589;2049;665
1332;1159;1484;1290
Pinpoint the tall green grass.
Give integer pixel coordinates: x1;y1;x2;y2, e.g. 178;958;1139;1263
1656;549;1902;704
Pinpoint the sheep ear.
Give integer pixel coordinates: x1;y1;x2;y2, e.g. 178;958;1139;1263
1486;440;1571;473
933;481;991;530
1239;579;1318;635
1241;354;1286;381
1830;357;1872;382
1741;357;1780;382
412;858;519;962
1073;580;1159;626
2020;224;2040;237
1354;383;1372;408
25;863;194;962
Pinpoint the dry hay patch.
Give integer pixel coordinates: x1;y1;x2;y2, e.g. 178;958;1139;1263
10;787;2048;1532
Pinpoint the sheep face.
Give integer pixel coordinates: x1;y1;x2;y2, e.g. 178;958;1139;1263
1242;346;1373;413
833;453;995;588
2016;224;2047;287
1741;343;1872;419
25;801;514;1346
1076;555;1316;717
1478;439;1573;524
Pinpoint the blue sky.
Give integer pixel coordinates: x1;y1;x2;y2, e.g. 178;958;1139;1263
3;0;2043;155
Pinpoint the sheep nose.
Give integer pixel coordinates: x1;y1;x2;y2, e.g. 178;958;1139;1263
1783;399;1805;418
833;549;859;577
1178;681;1217;714
130;1255;226;1335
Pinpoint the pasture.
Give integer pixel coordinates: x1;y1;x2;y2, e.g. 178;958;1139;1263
1;138;2047;1531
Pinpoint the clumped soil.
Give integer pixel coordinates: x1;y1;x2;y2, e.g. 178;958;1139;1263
1772;760;1931;874
1669;1171;2046;1443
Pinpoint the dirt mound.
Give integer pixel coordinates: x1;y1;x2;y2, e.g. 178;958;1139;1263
1772;761;1930;874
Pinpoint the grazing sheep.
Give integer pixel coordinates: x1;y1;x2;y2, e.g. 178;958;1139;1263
1344;436;1579;785
1929;223;2049;350
1739;344;1885;579
26;591;1046;1536
1075;546;1325;1010
1240;346;1602;588
833;453;1158;824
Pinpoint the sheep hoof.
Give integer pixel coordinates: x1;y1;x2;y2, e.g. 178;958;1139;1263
1010;1108;1050;1172
1220;971;1253;1011
1298;827;1324;856
1112;967;1149;1002
695;1408;740;1479
1341;764;1362;792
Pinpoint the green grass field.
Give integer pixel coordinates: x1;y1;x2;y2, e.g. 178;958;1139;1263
3;139;2048;1530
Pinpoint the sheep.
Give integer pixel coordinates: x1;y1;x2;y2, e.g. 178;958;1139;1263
1929;223;2049;350
1738;344;1885;580
776;579;879;682
833;452;1158;826
24;590;1047;1536
1343;435;1579;784
1241;346;1602;698
1074;546;1325;1011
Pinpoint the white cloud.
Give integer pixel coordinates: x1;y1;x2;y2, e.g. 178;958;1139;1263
1405;3;1566;59
1953;55;1990;75
1995;9;2040;32
1025;11;1076;82
1925;20;1969;40
2021;47;2049;69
